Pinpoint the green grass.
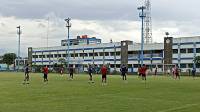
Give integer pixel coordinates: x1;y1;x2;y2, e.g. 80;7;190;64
0;72;200;112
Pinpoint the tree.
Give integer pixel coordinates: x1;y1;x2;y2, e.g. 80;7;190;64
58;58;66;65
3;53;16;70
194;56;200;68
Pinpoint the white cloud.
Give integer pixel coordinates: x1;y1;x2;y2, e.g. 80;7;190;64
0;13;200;57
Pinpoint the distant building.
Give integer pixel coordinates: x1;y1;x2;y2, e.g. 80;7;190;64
28;36;200;73
0;56;3;63
61;35;101;46
14;58;28;70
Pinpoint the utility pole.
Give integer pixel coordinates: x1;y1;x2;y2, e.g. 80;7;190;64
65;18;71;69
138;6;146;66
47;17;49;48
17;26;22;72
46;17;50;66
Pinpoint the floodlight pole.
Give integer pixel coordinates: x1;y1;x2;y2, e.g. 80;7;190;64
17;26;21;72
65;18;71;69
47;17;50;66
138;6;146;66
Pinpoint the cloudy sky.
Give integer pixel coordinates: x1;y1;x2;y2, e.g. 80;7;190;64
0;0;200;57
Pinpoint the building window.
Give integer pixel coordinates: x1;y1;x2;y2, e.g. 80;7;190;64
180;64;186;68
47;54;53;58
99;52;104;56
116;52;121;56
116;64;121;68
80;53;84;57
84;53;88;57
173;49;178;54
133;64;139;68
39;55;45;58
188;64;193;68
110;64;115;68
180;49;186;53
33;55;38;58
197;48;200;53
75;53;78;57
62;54;66;57
153;50;162;54
196;64;200;68
151;65;156;68
71;54;74;57
54;54;58;58
128;51;134;54
110;52;115;56
105;52;109;56
187;48;193;53
89;53;93;57
144;50;151;54
158;65;162;68
94;53;98;56
128;64;132;68
58;54;61;58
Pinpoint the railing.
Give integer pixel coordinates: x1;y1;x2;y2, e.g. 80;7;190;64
128;53;163;58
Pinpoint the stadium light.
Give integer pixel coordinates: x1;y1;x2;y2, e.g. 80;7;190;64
138;6;146;66
17;26;22;72
65;18;71;69
165;32;169;37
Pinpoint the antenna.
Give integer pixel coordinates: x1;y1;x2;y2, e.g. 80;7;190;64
144;0;152;43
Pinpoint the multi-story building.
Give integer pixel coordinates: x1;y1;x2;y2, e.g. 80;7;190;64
28;36;200;73
61;35;101;46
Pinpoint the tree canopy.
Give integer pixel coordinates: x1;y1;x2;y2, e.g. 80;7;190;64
3;53;16;66
58;58;66;65
194;56;200;67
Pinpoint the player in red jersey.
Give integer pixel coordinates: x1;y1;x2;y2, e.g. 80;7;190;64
174;65;180;80
141;65;147;80
138;65;142;78
101;65;107;84
43;65;49;83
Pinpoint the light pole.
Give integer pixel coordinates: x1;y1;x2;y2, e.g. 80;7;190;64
46;17;50;66
138;6;146;66
17;26;22;71
65;18;71;69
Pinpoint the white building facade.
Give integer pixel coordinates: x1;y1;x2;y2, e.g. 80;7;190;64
28;36;200;72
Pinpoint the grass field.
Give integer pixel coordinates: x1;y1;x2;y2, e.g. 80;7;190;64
0;72;200;112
